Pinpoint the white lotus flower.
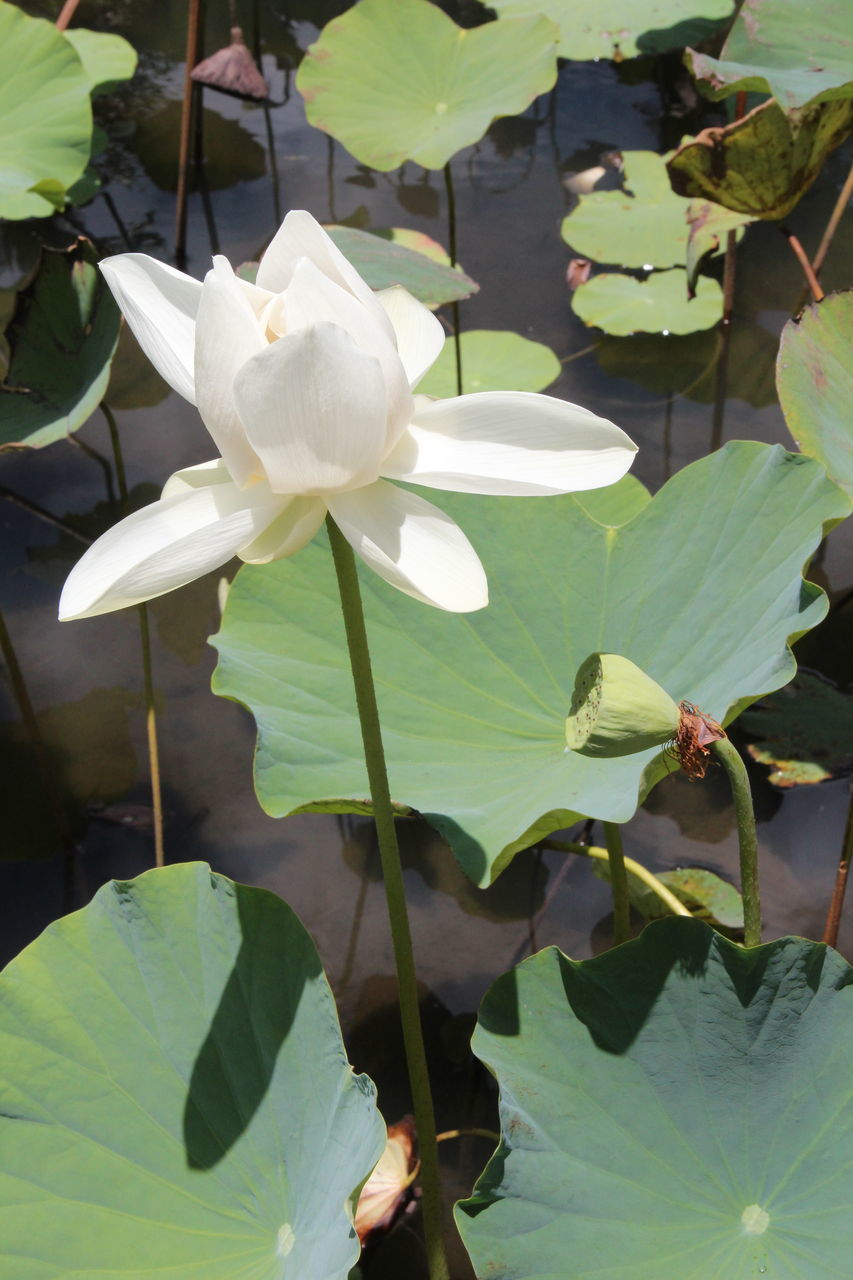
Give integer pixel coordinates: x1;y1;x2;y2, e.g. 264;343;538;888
59;211;637;620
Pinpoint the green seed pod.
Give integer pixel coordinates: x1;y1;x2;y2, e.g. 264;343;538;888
565;653;681;757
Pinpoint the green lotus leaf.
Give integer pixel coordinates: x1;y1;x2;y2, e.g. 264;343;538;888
489;0;734;60
777;291;853;496
326;225;478;308
562;151;695;270
63;28;137;93
686;199;756;290
456;918;853;1278
667;97;853;220
417;329;560;397
295;0;559;171
0;862;384;1277
0;4;92;220
594;859;745;927
0;238;120;449
211;442;847;887
572;268;723;335
685;0;853;110
741;670;853;787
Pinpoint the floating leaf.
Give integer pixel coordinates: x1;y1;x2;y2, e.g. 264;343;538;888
489;0;735;61
456;918;853;1277
740;670;853;786
0;238;119;449
63;28;137;93
573;268;723;335
686;199;755;291
296;0;558;171
667;97;853;220
562;151;695;269
594;860;745;928
0;4;92;220
685;0;853;110
0;863;384;1277
211;443;846;887
417;330;560;397
777;291;853;496
326;225;478;307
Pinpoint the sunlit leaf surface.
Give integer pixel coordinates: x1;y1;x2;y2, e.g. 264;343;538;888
417;329;560;397
668;98;853;219
212;443;846;886
0;4;92;219
0;863;384;1278
296;0;558;170
326;225;478;307
573;268;723;334
456;918;853;1278
490;0;735;60
686;0;853;109
777;291;853;496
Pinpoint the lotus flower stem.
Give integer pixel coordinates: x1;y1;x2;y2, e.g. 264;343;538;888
710;737;761;946
603;822;631;944
102;403;165;868
326;515;449;1280
544;839;692;918
443;161;463;397
710;91;747;454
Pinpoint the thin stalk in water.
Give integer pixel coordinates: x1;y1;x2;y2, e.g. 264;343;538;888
710;737;761;946
325;515;449;1280
102;403;165;868
823;784;852;949
780;225;825;302
443;161;463;396
603;821;631;945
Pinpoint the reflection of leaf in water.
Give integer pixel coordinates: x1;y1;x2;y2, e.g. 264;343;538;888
148;571;223;667
1;687;140;861
342;816;549;922
596;321;778;407
134;101;266;191
106;323;170;410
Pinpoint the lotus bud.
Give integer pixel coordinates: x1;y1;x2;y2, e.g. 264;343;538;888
565;653;681;757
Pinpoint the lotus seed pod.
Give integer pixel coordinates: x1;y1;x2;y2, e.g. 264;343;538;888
565;653;681;757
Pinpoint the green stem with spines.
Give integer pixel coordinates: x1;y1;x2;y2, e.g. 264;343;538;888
325;516;449;1280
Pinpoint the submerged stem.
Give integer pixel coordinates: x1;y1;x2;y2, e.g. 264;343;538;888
544;839;692;918
603;822;631;945
325;516;449;1280
710;737;761;946
443;161;463;397
103;403;165;868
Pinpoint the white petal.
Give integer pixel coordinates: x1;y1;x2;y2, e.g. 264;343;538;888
238;496;327;563
59;481;283;621
233;321;389;496
194;257;266;487
327;481;488;613
99;254;202;404
376;286;445;389
257;211;388;328
161;457;231;498
382;391;637;496
285;258;412;440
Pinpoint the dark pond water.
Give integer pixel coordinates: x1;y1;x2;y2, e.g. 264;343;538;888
2;3;852;1274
